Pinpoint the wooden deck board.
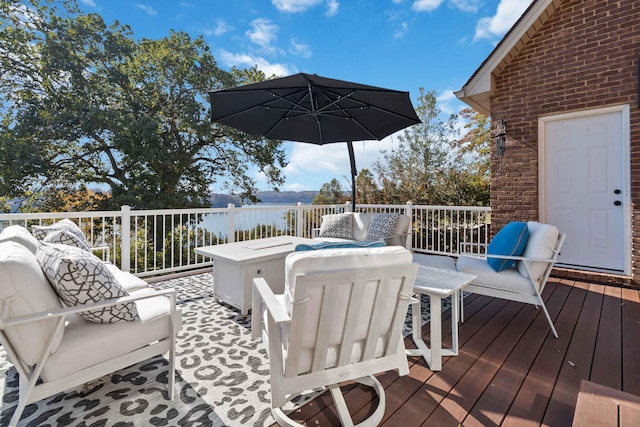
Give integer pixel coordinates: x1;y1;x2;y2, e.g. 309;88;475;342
542;280;601;426
268;277;640;427
621;287;640;395
591;284;623;390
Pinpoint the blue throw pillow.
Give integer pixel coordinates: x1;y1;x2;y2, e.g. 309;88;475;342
487;222;529;272
295;241;386;252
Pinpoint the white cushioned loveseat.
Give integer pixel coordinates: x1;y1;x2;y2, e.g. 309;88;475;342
0;223;181;426
313;212;412;250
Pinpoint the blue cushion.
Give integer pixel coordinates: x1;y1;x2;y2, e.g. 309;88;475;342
295;241;386;252
487;222;529;272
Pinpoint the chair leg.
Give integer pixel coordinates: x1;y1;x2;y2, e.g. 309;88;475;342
540;301;559;339
270;375;386;427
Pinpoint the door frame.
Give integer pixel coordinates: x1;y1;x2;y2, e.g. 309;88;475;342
538;104;632;275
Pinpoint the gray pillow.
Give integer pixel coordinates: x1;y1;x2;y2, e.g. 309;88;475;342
36;243;138;323
318;213;353;239
366;213;400;242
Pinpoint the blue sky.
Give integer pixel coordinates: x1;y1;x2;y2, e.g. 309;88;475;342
76;0;533;193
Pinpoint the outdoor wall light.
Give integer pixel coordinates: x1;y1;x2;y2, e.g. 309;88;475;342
495;118;507;157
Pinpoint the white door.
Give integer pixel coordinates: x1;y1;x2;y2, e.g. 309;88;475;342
540;106;630;273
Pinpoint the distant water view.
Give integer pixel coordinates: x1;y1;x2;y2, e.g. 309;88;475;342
199;203;299;238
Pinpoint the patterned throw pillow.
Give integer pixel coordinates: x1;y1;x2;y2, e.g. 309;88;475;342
366;213;400;242
31;219;91;249
36;243;138;323
42;229;91;251
318;213;353;239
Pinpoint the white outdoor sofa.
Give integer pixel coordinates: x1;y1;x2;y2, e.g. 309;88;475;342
312;212;412;250
0;224;181;426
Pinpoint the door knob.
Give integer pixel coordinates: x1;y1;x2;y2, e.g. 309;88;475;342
614;201;622;206
614;189;621;194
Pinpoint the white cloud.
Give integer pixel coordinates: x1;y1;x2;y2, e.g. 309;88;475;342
289;38;312;58
272;0;323;13
325;0;339;16
80;0;96;7
217;49;295;77
246;18;279;54
133;3;158;16
474;0;533;41
436;89;465;115
394;21;408;39
450;0;481;13
213;18;233;36
412;0;444;12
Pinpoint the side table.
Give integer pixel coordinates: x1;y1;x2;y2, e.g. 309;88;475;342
406;265;477;371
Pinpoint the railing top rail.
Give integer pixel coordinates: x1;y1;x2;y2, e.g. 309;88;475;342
412;205;491;212
0;211;122;220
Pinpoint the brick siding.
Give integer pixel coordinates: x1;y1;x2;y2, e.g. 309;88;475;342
491;0;640;285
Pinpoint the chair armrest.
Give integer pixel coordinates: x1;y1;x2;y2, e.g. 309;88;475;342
90;245;111;261
251;277;290;339
381;232;409;245
1;288;177;328
459;241;488;254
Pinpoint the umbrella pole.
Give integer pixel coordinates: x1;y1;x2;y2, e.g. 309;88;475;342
347;141;357;212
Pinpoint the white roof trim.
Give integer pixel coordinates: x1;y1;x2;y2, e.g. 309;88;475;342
456;0;562;115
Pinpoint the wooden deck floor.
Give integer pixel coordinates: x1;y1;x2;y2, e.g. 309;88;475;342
276;278;640;426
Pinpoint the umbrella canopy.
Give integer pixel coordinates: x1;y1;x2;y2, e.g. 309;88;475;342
209;73;420;210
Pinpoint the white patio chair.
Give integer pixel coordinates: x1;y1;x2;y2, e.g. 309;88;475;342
456;221;566;338
251;246;418;426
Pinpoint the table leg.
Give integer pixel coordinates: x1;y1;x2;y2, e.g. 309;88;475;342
406;293;444;371
429;295;443;371
451;291;459;355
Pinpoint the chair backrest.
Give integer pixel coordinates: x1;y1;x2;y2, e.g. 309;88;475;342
282;247;417;377
517;221;564;282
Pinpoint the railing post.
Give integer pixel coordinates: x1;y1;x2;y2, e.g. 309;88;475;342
345;201;352;213
227;203;235;243
296;202;304;237
405;201;413;251
121;205;131;273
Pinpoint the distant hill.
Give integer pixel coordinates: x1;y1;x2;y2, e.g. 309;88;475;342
209;191;317;207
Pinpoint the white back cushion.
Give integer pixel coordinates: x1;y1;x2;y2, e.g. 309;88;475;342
517;222;560;281
284;246;412;313
352;213;372;241
0;242;64;366
0;225;40;254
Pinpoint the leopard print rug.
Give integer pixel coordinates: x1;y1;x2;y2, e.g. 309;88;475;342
0;272;450;426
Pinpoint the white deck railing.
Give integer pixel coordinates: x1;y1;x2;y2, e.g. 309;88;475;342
0;203;490;277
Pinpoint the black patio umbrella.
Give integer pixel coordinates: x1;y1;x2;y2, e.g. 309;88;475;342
209;73;420;210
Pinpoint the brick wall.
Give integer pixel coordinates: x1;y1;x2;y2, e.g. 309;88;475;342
491;0;640;285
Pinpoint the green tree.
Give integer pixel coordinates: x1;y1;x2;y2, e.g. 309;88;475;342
0;0;286;212
312;178;349;205
372;88;458;205
367;90;490;207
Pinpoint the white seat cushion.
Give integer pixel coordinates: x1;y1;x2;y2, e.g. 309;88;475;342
457;255;536;294
41;291;180;382
412;254;457;271
105;263;150;292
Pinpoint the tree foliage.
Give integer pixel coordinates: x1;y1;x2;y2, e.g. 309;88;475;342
0;0;287;212
312;178;349;205
355;89;490;207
